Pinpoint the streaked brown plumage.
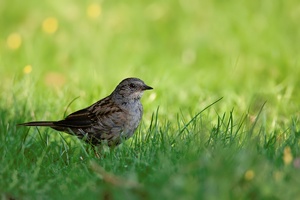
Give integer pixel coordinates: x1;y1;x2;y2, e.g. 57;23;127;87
18;77;153;146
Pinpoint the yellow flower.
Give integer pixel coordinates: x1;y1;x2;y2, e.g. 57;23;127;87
7;33;22;50
244;170;255;181
283;146;293;165
87;3;101;19
42;17;58;34
23;65;32;74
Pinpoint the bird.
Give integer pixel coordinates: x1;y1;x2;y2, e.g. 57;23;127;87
18;77;153;147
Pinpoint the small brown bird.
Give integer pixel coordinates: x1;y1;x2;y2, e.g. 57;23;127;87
18;77;153;146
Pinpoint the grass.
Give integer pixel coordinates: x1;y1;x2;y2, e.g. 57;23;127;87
1;0;300;199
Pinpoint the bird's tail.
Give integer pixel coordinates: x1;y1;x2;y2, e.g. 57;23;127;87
18;121;55;127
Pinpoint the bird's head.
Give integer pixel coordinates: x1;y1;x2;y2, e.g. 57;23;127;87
112;77;153;102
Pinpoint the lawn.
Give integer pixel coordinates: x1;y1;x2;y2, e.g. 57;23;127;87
1;0;300;199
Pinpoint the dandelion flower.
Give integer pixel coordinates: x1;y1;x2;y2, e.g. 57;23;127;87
283;146;293;165
244;170;255;181
87;3;101;19
42;17;58;34
7;33;22;50
23;65;32;74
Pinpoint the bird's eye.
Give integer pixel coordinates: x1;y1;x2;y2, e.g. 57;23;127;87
129;83;136;88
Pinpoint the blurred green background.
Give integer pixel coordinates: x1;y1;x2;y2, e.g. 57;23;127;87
1;0;299;121
1;0;300;199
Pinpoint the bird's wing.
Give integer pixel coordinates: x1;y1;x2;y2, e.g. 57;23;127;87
53;107;96;128
53;97;126;131
90;97;127;132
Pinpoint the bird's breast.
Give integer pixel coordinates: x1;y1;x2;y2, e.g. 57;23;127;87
122;102;143;138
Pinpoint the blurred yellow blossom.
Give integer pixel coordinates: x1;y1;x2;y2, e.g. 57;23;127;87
7;33;22;50
244;170;255;181
42;17;58;34
23;65;32;74
283;146;293;165
87;3;101;19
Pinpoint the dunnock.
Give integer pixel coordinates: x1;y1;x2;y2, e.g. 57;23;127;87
18;77;153;146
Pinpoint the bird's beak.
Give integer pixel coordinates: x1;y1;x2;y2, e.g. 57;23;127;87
143;84;153;90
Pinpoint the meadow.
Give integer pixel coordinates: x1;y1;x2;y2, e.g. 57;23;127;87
1;0;300;199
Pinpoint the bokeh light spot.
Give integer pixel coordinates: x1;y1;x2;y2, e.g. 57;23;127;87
42;17;58;34
283;146;293;165
244;170;255;181
23;65;32;74
44;72;66;88
7;33;22;50
149;92;157;102
87;3;101;19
